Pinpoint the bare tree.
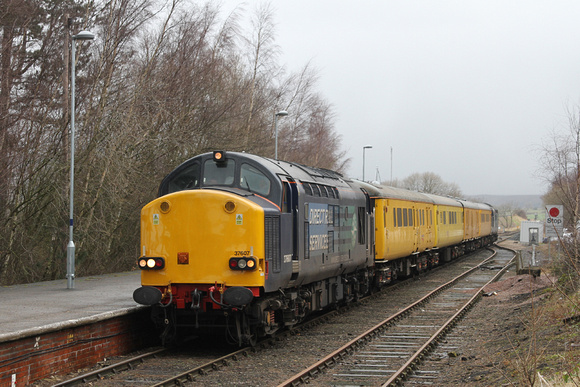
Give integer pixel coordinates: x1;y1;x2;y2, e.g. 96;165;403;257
538;106;580;236
538;104;580;288
497;202;519;230
240;2;280;151
0;0;351;285
399;172;463;197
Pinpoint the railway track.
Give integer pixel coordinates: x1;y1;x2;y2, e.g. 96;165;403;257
48;246;511;386
278;245;515;386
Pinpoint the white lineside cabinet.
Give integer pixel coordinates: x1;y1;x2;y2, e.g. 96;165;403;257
520;221;544;244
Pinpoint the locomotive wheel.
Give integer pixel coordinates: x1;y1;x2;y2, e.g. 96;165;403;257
161;316;178;347
246;326;258;347
233;313;258;347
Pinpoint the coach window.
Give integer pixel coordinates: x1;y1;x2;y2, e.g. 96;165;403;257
403;209;408;227
240;163;271;196
397;208;402;227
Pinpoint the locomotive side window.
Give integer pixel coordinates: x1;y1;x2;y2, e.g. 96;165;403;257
203;159;235;186
166;162;201;194
240;163;271;196
282;182;291;212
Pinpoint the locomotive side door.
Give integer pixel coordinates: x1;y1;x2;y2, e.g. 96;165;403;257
280;179;297;264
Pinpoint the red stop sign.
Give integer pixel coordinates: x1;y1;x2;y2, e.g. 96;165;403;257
549;207;560;217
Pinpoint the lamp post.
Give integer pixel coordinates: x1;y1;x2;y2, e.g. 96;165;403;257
67;30;95;289
274;110;288;160
362;145;372;181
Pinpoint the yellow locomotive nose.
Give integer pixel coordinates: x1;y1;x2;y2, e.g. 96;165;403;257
139;189;266;288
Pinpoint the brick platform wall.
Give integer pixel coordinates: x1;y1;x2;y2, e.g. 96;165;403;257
0;308;159;386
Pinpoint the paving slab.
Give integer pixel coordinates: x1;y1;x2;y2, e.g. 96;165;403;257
0;271;144;341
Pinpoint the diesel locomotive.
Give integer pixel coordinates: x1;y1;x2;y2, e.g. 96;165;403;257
133;151;498;345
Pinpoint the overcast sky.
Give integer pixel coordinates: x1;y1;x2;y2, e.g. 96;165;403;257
221;1;580;196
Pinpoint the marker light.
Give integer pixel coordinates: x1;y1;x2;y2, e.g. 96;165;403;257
228;257;257;271
213;150;226;163
160;201;170;213
224;201;236;213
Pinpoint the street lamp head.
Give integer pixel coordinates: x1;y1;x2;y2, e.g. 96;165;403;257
73;30;95;41
276;110;289;117
363;145;373;149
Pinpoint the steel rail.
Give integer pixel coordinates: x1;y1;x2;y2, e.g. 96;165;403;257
51;347;167;386
150;345;258;387
382;245;516;386
277;247;508;387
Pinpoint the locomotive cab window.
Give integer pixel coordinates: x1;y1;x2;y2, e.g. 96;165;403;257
165;162;201;194
203;159;235;186
240;163;271;196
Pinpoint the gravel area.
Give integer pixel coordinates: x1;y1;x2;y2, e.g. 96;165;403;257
414;241;579;386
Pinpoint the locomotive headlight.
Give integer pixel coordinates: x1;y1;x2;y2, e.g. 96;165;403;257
138;257;165;270
246;259;255;268
238;259;247;269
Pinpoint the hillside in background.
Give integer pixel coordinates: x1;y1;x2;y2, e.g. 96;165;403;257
468;195;543;209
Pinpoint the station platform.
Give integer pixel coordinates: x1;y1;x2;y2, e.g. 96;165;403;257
0;271;143;343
